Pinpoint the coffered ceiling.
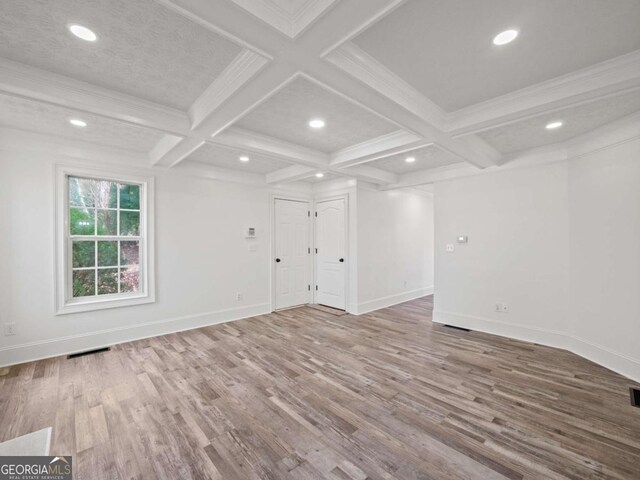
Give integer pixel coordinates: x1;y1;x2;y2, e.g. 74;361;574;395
353;0;640;111
235;77;399;153
1;0;639;188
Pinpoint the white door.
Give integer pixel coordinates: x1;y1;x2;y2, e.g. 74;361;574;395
274;199;310;310
315;198;346;310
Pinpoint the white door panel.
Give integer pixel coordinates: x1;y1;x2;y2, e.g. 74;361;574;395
275;199;310;309
315;198;346;310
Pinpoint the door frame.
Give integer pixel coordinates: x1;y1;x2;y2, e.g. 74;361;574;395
313;193;349;310
270;194;313;311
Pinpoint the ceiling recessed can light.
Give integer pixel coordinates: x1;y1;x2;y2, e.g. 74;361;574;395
239;156;250;162
405;156;416;163
546;121;563;130
315;172;324;178
309;119;325;129
493;29;518;46
68;24;97;42
69;118;87;128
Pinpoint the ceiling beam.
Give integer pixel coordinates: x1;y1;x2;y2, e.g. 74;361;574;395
330;130;423;168
212;127;330;168
266;165;318;184
447;50;640;137
0;58;191;136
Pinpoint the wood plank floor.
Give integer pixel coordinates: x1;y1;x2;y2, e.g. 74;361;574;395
2;296;640;479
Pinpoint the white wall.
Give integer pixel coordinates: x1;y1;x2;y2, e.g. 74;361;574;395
0;148;277;365
357;185;434;314
0;142;437;365
434;138;640;382
569;139;640;377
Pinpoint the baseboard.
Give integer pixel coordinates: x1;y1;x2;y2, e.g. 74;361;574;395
0;303;272;368
356;287;434;315
433;310;640;384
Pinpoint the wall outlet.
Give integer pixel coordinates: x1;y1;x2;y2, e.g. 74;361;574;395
236;292;243;301
495;303;509;313
4;323;16;336
446;244;455;252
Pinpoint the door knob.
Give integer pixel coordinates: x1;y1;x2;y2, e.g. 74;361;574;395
275;258;281;262
339;258;344;262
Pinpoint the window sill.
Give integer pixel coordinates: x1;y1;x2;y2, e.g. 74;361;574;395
56;293;155;315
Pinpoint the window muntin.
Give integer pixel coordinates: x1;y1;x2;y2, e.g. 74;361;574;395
67;176;143;300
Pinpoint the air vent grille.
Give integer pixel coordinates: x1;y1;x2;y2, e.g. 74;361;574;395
443;324;471;332
67;347;111;359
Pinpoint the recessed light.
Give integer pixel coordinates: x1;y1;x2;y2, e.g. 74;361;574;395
239;156;250;162
493;29;518;46
315;172;324;178
309;119;325;129
546;121;563;130
69;118;87;128
68;24;97;42
405;156;416;163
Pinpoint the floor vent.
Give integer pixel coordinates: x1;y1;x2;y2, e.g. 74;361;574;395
631;387;640;408
443;324;471;332
67;347;111;359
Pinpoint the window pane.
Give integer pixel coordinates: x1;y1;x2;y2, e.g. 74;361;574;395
69;177;117;208
120;211;140;236
72;241;95;268
119;184;140;210
120;241;139;266
97;268;118;295
97;210;117;235
70;207;95;235
98;241;118;267
69;177;96;207
94;181;118;209
120;267;140;293
73;270;95;297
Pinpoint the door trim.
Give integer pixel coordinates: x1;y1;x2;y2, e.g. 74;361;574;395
313;193;349;311
270;194;313;312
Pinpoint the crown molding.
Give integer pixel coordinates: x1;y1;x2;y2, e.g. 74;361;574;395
0;58;190;136
447;49;640;136
0;127;152;167
325;42;446;129
189;49;269;129
330;130;423;168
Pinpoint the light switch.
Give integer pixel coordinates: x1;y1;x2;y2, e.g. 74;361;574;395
247;242;257;252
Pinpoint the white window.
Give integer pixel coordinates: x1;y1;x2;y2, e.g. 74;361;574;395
55;166;154;314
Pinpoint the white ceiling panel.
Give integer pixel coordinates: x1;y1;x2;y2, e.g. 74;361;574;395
368;145;464;174
235;77;398;153
353;0;640;111
0;0;243;110
0;94;164;152
183;143;292;174
477;90;640;154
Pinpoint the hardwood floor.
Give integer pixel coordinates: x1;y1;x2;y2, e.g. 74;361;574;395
2;296;640;479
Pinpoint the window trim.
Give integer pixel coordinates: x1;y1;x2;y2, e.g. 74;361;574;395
55;165;155;315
